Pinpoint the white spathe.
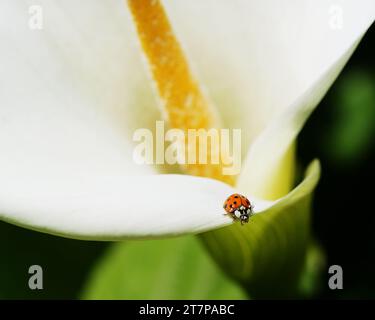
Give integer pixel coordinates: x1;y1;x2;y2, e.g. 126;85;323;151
0;0;373;239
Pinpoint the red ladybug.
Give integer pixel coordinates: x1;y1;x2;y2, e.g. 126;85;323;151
223;193;253;225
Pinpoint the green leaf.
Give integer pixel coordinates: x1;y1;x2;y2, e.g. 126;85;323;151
0;222;106;299
199;160;321;298
298;241;326;298
81;236;247;299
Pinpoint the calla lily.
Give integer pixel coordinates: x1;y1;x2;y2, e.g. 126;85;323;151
0;0;373;246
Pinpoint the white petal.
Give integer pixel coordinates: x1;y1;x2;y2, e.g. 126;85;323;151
0;174;274;240
0;0;160;180
1;1;371;239
164;0;375;149
238;18;374;196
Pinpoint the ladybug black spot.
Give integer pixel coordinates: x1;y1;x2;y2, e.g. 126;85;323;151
234;195;239;198
234;201;237;205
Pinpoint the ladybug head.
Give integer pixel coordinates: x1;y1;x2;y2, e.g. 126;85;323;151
240;213;249;224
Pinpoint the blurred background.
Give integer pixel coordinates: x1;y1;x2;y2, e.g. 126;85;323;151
299;24;375;299
0;25;374;300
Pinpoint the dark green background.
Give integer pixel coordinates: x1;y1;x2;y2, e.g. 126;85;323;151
299;24;375;299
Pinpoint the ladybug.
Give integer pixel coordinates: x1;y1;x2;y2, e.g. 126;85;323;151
223;193;253;225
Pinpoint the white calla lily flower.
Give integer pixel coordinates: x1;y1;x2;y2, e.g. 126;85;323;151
0;0;373;240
